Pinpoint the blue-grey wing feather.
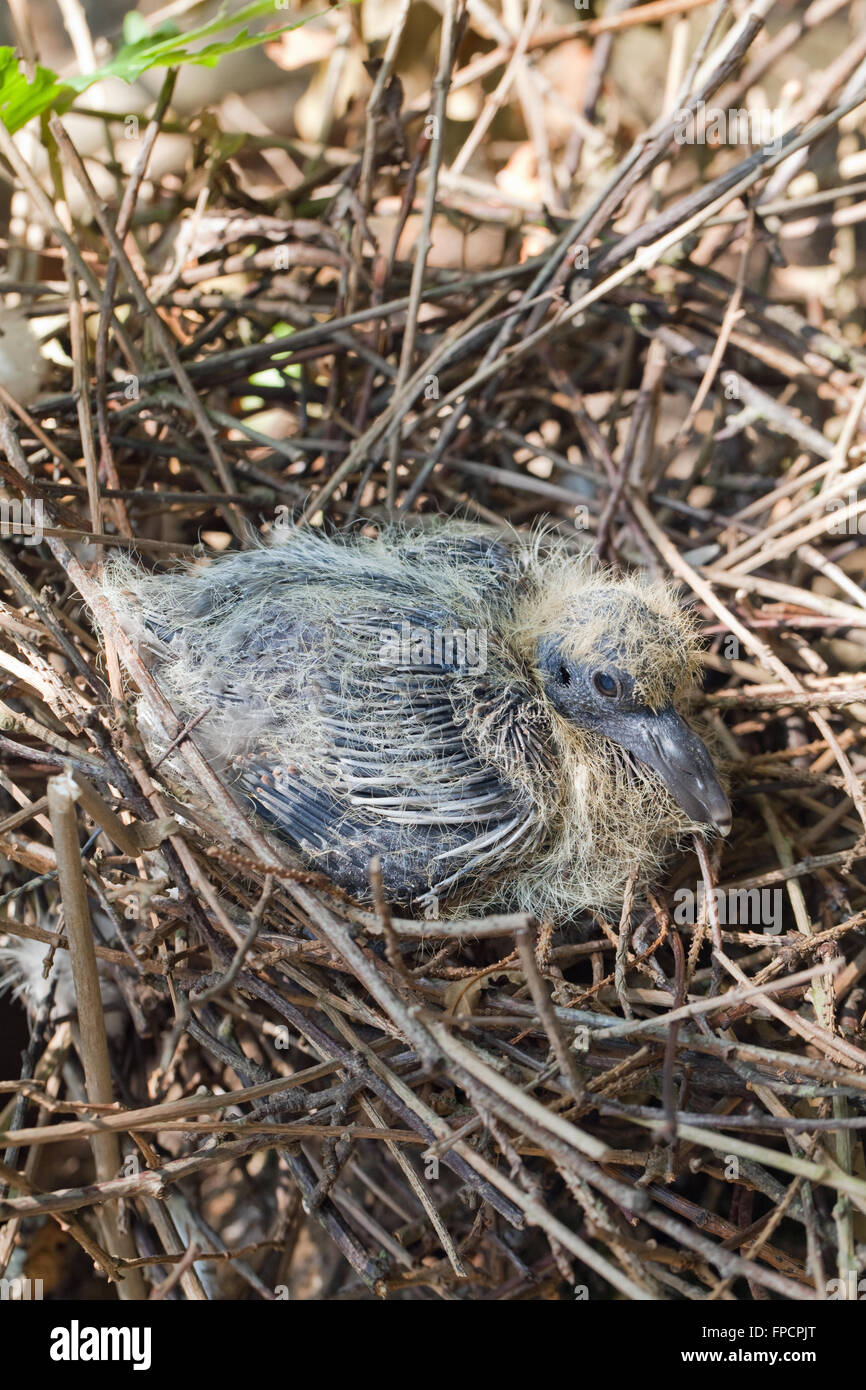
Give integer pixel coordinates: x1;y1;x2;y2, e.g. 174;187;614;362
148;532;546;904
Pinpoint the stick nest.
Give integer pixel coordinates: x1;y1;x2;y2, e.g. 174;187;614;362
1;1;866;1301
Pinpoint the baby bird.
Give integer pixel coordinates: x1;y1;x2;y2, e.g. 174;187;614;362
102;524;730;920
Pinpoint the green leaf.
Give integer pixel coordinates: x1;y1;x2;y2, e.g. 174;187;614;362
65;3;343;92
121;11;160;45
0;47;73;133
0;3;354;131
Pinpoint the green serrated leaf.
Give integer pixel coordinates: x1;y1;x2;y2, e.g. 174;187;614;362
0;3;356;133
121;11;153;45
0;47;73;132
65;2;345;92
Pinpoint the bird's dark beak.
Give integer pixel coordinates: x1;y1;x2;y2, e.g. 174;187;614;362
615;706;731;835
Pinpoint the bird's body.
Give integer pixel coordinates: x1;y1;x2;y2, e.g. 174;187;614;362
103;524;729;920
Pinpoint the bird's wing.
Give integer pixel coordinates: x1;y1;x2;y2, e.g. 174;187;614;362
222;605;551;906
141;531;548;905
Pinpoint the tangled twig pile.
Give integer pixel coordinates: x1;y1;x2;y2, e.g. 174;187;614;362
1;0;866;1300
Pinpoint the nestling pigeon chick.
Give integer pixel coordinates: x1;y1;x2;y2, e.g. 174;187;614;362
101;525;730;920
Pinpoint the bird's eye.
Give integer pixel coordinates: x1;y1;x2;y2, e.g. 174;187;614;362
593;671;620;699
558;663;572;687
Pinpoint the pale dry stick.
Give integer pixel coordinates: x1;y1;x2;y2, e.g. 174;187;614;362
587;956;840;1044
0;123;140;373
451;0;540;178
713;494;866;577
0;695;104;769
622;12;690;237
369;911;532;940
320;63;843;518
66;273;102;535
753;32;866;224
96;68;179;541
46;771;147;1300
655;1112;866;1215
385;0;459;509
310;13;352;152
6;0;36;66
678;212;753;441
797;542;866;614
0;1135;272;1222
659;36;700;230
0;917;167;974
713;457;866;571
0;795;49;834
143;1200;206;1301
709;1176;803;1301
394;92;860;485
56;0;96;70
704;685;866;710
675;0;730;102
301;287;507;520
631;493;866;833
702;568;866;626
756;798;813;942
47;117;243;538
832;1107;857;1299
0;1155;120;1285
0;381;80;477
726;0;851;104
1;1063;352;1151
715;948;866;1072
514;923;585;1099
316;992;467;1281
728;453;848;526
148;1230;203;1301
0;646;72;706
615;864;638;1019
356;0;412;219
652;324;832;459
510;4;558;212
469;1125;813;1300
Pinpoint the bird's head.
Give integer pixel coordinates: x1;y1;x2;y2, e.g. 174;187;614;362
529;580;730;835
